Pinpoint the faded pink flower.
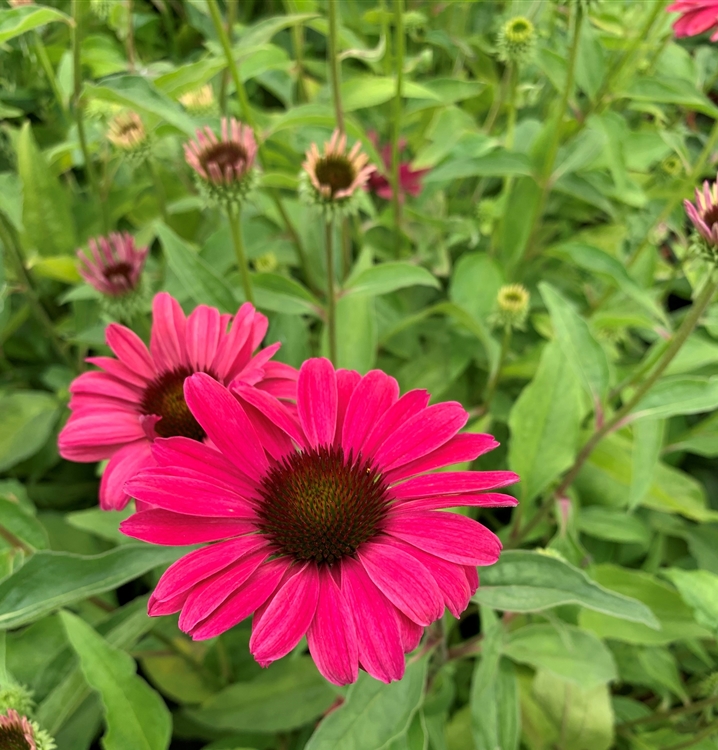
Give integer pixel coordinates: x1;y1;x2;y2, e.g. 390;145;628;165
184;117;257;188
120;358;518;685
77;232;148;298
58;293;297;511
668;0;718;40
0;709;37;750
684;173;718;244
366;132;429;201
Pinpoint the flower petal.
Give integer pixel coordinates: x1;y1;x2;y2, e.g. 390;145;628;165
150;292;188;371
342;370;399;457
361;390;430;459
231;382;305;448
100;440;153;511
397;611;423;653
105;323;155;380
120;508;256;545
59;412;144;462
397;492;518;511
186;305;222;372
298;358;337;448
391;471;519;499
334;369;362;447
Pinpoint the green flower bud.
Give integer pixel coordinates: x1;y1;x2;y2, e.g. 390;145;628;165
254;252;278;273
0;683;34;716
497;16;536;66
490;283;530;330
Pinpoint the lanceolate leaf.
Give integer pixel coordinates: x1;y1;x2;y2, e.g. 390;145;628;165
0;6;71;45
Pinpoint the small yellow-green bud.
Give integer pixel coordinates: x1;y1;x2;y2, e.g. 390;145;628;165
491;283;530;330
254;252;278;273
476;198;500;236
497;16;536;65
179;86;218;117
107;111;151;167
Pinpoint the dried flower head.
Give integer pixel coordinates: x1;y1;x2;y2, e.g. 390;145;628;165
0;684;34;717
299;130;374;219
107;111;150;165
0;709;56;750
77;233;148;299
491;284;530;330
497;16;536;65
685;174;718;264
184;117;258;207
668;0;718;41
179;86;218;117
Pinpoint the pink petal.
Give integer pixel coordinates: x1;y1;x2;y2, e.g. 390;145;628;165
397;492;518;511
190;558;289;640
105;324;155;380
59;412;144;461
70;371;142;403
465;565;479;595
341;370;399;457
211;303;255;381
307;567;359;686
250;310;269;349
150;292;188;372
86;356;149;390
99;440;153;511
184;373;268;481
186;305;222;372
231;382;305;448
391;471;519;499
297;358;337;448
358;541;443;626
341;557;405;683
334;369;362;447
120;508;256;545
250;563;319;665
398;611;423;653
385;433;499;483
384;511;502;566
373;402;468;472
361;390;430;459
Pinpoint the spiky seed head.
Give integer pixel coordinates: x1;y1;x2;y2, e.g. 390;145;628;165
490;283;530;330
497;16;536;65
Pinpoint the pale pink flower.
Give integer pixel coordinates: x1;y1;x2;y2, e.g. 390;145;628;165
77;232;148;298
302;129;374;200
184;117;257;187
684;172;718;245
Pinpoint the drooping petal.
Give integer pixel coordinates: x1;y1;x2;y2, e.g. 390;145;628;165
150;292;188;371
250;563;319;666
105;323;155;380
297;358;337;447
99;440;153;511
307;566;359;686
231;382;305;448
186;305;222;372
59;412;144;461
341;370;399;457
120;508;256;545
86;356;149;390
69;371;143;404
397;611;424;653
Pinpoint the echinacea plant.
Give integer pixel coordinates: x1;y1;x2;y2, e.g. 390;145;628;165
366;132;429;202
179;85;218;117
107;111;150;165
684;172;718;263
0;709;55;750
668;0;718;40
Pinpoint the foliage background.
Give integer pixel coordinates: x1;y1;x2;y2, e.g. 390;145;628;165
1;0;718;749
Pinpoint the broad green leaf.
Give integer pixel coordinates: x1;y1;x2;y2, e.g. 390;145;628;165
553;128;606;178
189;657;336;733
0;391;59;473
614;644;690;703
154;57;226;96
61;611;171;750
503;624;617;688
253;272;322;316
470;619;519;750
341;76;440;111
237;12;319;49
628;377;718;421
473;550;659;627
668;411;718;457
539;283;610;403
577;506;651;546
629;418;664;511
343;262;440;298
0;6;71;44
498;177;541;271
334;293;377;374
16;123;77;257
84;76;197;135
449;253;504;324
617;76;718;117
0;546;181;629
305;657;427;750
157;223;238;312
579;565;713;644
423;150;533;183
575;19;606;101
66;507;134;545
532;671;614;750
508;341;583;503
662;568;718;634
0;497;49;550
385;711;428;750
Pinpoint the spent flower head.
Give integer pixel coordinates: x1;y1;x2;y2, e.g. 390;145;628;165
184;117;258;208
497;16;536;65
299;129;374;219
0;709;56;750
179;86;218;117
107;111;150;166
491;284;530;330
684;173;718;264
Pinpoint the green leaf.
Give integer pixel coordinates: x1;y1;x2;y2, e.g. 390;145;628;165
628;377;718;421
668;411;718;457
508;341;583;503
0;497;49;550
61;611;171;750
84;76;197;135
305;657;427;750
662;568;718;633
0;545;181;629
575;19;606;101
189;657;336;733
539;282;610;403
341;76;440;111
343;262;440;298
498;177;542;271
237;12;319;49
66;507;134;545
473;550;659;627
0;391;59;473
578;565;713;644
629;418;664;511
423;150;533;183
577;506;651;547
0;6;71;45
157;223;238;312
503;624;617;689
532;671;614;750
154;57;226;97
253;272;322;315
617;76;718;117
449;253;504;324
16;123;77;257
334;293;377;374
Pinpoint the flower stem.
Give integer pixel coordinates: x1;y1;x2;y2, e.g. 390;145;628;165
483;325;511;411
511;276;718;546
325;220;338;364
33;31;68;120
228;204;254;304
391;0;405;254
327;0;344;133
147;159;168;223
219;0;238;114
72;0;108;234
126;0;136;72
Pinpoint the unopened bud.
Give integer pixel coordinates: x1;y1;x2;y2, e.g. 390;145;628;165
497;16;536;65
491;283;530;330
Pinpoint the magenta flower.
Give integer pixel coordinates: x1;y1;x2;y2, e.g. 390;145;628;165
684;173;718;245
366;132;429;201
77;232;148;298
668;0;718;40
120;358;518;685
58;293;297;511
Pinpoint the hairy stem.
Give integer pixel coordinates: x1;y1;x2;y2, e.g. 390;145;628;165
228;204;254;304
327;0;344;133
33;31;68;119
325;220;338;365
126;0;136;72
391;0;405;254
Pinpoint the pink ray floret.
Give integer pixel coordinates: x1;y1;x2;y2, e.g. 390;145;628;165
120;357;519;685
684;171;718;245
668;0;718;40
58;292;297;511
77;232;148;297
366;131;430;202
0;709;37;750
303;129;374;200
184;117;257;186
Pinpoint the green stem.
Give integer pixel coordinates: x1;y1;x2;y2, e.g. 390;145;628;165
147;159;169;223
391;0;405;254
483;63;511;135
619;695;718;729
219;0;238;114
663;722;718;750
72;0;108;234
33;31;68;119
327;0;344;133
483;325;511;410
513;276;718;546
325;220;337;365
0;216;76;371
228;204;254;304
126;0;136;72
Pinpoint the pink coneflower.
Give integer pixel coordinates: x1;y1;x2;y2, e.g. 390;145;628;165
0;709;54;750
58;293;296;511
120;358;518;685
366;133;429;202
77;232;148;298
184;117;258;205
668;0;718;40
685;173;718;245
